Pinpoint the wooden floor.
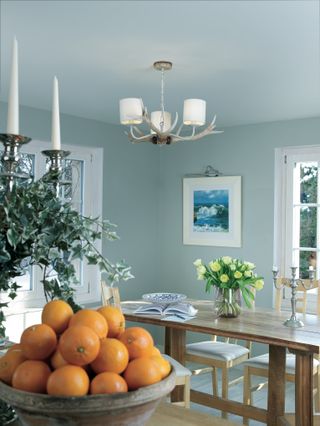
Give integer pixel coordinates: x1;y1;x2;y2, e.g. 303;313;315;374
189;363;295;425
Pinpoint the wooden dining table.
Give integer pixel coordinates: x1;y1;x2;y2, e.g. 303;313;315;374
122;299;320;426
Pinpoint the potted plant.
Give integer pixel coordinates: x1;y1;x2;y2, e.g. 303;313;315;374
0;171;133;423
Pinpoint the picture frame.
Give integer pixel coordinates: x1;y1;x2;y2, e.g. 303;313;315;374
183;176;242;247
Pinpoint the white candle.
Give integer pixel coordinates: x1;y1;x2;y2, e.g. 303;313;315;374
309;265;314;271
51;76;61;150
7;37;19;134
272;265;278;272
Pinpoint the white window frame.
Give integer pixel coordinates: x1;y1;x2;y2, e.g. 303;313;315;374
7;140;103;310
274;144;319;313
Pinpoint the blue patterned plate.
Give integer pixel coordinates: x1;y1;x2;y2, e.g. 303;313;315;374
142;292;187;306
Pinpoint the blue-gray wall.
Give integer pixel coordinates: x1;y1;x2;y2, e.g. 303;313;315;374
1;102;320;347
155;117;320;350
0;101;159;304
157;117;320;311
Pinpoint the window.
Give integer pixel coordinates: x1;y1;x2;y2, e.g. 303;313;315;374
274;145;319;312
2;140;103;309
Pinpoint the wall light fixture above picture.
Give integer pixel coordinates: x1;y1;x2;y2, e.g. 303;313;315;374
119;61;223;146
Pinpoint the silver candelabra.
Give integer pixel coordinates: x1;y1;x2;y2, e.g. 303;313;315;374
0;133;70;194
272;266;315;328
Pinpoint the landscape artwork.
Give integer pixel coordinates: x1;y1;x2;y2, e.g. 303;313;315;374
183;176;241;247
193;189;229;233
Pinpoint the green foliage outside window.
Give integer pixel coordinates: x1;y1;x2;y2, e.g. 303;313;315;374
299;164;317;278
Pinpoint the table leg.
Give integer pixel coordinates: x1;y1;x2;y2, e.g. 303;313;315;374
164;327;186;402
267;345;286;425
294;350;314;426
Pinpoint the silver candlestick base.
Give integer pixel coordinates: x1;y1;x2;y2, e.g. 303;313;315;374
42;150;71;198
272;266;314;328
0;133;32;192
42;149;70;172
284;316;304;328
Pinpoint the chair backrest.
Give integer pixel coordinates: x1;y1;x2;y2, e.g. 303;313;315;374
274;278;320;316
101;280;122;310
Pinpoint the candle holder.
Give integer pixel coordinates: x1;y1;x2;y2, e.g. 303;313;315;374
272;266;315;328
0;133;32;192
42;149;70;172
42;149;71;197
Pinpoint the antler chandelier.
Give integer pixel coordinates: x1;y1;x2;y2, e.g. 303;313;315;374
119;61;222;146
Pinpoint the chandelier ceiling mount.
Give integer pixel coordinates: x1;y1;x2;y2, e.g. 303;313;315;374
120;60;222;146
153;60;173;72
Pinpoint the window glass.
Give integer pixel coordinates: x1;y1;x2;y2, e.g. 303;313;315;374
299;163;317;204
1;142;102;307
298;206;317;248
275;149;320;312
293;161;319;277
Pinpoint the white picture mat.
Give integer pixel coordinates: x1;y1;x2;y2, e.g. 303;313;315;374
183;176;242;247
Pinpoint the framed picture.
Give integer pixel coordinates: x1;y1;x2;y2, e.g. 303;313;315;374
183;176;241;247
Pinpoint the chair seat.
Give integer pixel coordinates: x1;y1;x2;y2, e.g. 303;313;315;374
186;341;250;361
243;353;319;375
162;354;192;377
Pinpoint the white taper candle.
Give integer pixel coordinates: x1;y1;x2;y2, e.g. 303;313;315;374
51;76;61;150
7;37;19;134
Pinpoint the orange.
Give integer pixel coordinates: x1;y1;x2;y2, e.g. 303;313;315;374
97;306;125;338
150;346;161;357
42;300;73;334
123;358;162;390
0;349;27;385
47;365;89;396
68;309;108;339
118;327;154;360
12;360;51;393
50;348;68;370
20;324;57;360
7;343;22;352
150;355;171;379
90;372;128;395
90;338;129;374
59;325;100;366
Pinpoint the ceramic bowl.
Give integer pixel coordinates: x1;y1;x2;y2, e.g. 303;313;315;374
0;369;175;426
142;293;187;306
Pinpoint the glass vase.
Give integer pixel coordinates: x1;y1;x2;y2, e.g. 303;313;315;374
213;287;241;318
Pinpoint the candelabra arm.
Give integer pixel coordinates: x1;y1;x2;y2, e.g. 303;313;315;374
272;270;283;290
302;268;315;290
272;266;315;328
0;133;32;192
282;267;304;328
41;150;70;197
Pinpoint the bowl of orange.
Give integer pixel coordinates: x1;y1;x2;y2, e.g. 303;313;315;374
0;370;175;426
0;302;176;426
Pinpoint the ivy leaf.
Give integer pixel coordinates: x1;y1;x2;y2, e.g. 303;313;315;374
6;228;20;249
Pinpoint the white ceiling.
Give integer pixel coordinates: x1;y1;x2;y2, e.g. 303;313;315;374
0;0;319;128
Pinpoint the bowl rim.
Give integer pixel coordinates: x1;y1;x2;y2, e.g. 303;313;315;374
142;293;187;304
0;369;176;414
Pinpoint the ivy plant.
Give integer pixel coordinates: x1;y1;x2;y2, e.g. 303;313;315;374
0;171;133;423
0;171;133;326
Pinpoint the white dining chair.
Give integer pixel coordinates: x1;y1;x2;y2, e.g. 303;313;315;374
162;354;192;409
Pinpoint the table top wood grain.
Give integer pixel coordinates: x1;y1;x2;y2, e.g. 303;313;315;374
147;403;241;426
122;300;320;354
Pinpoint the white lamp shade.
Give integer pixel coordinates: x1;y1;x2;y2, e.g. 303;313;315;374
119;98;143;125
183;99;206;126
150;111;172;133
